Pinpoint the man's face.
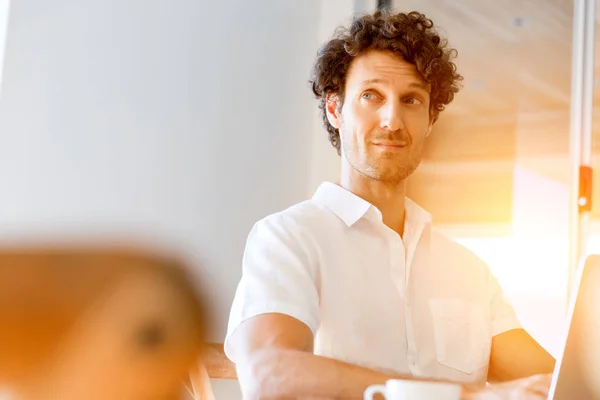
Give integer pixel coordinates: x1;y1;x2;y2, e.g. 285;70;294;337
327;50;433;184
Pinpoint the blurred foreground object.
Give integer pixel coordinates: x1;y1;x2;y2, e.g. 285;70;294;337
0;247;206;400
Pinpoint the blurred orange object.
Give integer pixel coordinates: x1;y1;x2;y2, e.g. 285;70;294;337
0;248;206;400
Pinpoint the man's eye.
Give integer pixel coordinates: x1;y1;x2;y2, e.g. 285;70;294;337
406;97;422;105
362;92;374;100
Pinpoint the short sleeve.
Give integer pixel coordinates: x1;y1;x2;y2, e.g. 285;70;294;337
488;271;521;336
224;214;320;362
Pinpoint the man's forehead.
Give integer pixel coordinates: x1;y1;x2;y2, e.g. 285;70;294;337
347;51;428;89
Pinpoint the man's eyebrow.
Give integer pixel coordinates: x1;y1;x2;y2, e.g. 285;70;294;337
360;78;388;85
408;81;431;93
359;79;431;93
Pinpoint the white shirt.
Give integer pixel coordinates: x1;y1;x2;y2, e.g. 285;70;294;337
225;182;521;384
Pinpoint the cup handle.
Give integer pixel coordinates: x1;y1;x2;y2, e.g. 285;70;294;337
364;384;387;400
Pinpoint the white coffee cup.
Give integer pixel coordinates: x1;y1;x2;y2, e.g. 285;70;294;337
364;379;461;400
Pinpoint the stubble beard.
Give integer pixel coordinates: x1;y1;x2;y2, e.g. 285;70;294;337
342;141;423;186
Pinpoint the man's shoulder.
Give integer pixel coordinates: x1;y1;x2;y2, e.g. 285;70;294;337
254;199;336;232
245;199;334;263
429;228;490;274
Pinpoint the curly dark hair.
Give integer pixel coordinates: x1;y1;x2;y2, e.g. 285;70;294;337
309;10;463;155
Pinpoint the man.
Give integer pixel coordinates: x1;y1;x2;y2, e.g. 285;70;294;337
225;10;555;399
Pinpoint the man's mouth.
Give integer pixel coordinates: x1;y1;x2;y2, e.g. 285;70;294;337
372;141;409;150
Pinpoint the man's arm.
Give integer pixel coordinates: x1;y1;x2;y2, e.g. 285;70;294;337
228;313;555;400
230;314;552;400
229;313;402;399
488;328;555;382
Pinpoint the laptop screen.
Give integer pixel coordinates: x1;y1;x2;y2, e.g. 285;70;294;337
549;255;600;399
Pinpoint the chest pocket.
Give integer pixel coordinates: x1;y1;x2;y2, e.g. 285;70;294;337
429;299;491;375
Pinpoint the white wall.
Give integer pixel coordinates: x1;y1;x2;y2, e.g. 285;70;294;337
0;0;321;333
0;1;368;398
0;0;10;93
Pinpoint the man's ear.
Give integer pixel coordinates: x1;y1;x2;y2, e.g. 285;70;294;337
325;94;342;130
427;112;439;137
425;124;433;137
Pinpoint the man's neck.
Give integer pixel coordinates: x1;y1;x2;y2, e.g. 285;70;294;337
338;171;407;237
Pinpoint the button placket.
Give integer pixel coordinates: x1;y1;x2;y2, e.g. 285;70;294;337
405;291;418;374
387;230;406;299
403;224;426;375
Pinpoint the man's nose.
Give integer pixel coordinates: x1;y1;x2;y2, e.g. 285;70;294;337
379;101;404;132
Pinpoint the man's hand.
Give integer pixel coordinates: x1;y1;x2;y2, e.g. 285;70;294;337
462;373;552;400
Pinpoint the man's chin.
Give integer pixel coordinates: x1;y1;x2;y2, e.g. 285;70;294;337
366;171;411;185
374;164;419;185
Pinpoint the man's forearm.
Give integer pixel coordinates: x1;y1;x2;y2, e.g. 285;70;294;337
238;348;409;399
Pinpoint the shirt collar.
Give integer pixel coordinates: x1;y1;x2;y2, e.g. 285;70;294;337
404;197;433;228
312;182;432;228
312;182;372;227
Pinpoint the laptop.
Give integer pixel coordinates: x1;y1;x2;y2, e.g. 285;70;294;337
548;254;600;399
